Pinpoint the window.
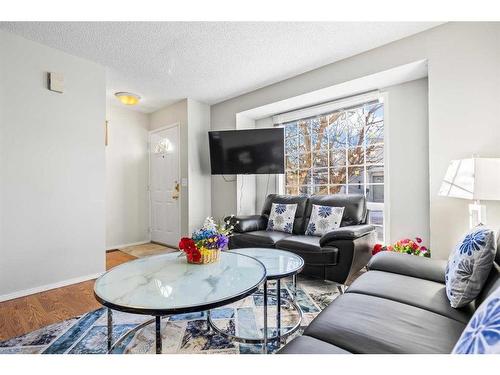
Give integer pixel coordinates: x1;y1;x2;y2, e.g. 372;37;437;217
281;100;385;241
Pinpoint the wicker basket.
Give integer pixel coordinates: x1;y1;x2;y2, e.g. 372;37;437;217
187;249;221;264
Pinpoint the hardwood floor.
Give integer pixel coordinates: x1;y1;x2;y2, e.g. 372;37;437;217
0;250;136;341
106;249;136;269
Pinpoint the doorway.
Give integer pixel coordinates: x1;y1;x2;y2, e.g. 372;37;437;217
149;123;181;247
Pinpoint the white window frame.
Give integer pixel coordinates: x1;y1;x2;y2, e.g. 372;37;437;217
276;92;390;243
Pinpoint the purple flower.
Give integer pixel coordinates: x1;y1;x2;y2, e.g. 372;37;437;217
215;235;229;249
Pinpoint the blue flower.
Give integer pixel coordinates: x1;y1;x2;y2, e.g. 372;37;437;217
191;228;217;241
318;206;332;218
275;204;287;214
306;223;316;235
284;222;293;233
454;296;500;353
459;229;487;256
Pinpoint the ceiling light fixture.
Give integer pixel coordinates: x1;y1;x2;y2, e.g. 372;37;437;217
115;92;141;106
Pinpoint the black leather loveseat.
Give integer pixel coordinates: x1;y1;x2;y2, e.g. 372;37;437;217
278;244;500;354
228;194;377;284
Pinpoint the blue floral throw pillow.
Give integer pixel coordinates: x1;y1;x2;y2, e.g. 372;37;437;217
452;286;500;354
445;225;496;308
305;204;344;237
267;203;297;234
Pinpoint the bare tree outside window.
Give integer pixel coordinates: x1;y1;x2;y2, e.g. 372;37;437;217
282;101;385;241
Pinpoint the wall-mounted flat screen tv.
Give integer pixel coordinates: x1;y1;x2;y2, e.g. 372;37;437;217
208;128;285;175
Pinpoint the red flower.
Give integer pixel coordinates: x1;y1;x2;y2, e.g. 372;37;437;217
415;237;422;244
420;246;427;252
179;237;196;252
372;243;383;255
190;249;201;262
386;245;393;251
411;242;419;250
179;237;201;262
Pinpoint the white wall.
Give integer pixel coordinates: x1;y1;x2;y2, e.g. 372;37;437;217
255;117;279;212
235;114;257;216
425;23;500;258
187;99;211;232
211;22;500;259
105;106;150;249
0;31;106;299
384;78;430;245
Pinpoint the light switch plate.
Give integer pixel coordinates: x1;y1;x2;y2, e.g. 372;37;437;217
48;72;64;93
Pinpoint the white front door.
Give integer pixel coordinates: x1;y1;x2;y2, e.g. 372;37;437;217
149;124;180;247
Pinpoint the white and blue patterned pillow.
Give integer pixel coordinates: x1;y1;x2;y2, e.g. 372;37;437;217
452;286;500;354
445;225;496;308
305;204;344;237
267;203;297;234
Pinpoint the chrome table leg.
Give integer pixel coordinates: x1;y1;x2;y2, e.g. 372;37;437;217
206;310;211;332
107;308;113;353
292;274;297;300
263;280;268;354
276;279;281;348
155;316;162;354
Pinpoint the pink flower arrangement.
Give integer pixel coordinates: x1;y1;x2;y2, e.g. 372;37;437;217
372;237;430;257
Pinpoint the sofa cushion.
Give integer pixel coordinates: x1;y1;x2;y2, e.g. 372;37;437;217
261;194;309;234
229;230;291;248
304;194;367;228
305;204;344;236
267;203;297;234
276;235;322;252
368;251;447;283
304;293;466;353
275;235;338;267
277;335;351;354
446;225;496;308
347;270;474;324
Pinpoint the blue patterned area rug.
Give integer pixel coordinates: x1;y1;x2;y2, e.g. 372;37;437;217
0;277;339;354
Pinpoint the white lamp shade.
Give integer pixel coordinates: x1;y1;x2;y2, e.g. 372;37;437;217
439;158;500;201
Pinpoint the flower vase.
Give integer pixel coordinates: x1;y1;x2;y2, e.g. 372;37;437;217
187;249;221;264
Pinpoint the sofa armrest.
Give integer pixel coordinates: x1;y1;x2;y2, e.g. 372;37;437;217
225;215;268;233
319;224;375;247
367;251;447;284
319;226;376;284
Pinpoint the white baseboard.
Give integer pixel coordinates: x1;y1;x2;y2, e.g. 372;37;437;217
106;240;150;251
0;272;104;302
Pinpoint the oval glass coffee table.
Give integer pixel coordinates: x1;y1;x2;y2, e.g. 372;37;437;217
94;251;266;354
208;248;304;353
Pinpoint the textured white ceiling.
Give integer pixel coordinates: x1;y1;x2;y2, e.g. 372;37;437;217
0;22;441;113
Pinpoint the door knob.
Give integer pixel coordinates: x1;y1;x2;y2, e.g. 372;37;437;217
172;181;180;199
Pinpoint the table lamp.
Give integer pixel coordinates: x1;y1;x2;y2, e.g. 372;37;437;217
439;157;500;228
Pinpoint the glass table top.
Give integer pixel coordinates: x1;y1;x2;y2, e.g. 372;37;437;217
94;252;266;315
231;248;304;279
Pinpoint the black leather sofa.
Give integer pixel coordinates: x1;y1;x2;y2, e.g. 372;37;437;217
228;194;377;284
278;243;500;354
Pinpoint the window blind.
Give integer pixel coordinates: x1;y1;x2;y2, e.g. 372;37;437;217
272;91;381;125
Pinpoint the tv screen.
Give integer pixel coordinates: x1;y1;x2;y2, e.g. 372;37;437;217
209;128;285;175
